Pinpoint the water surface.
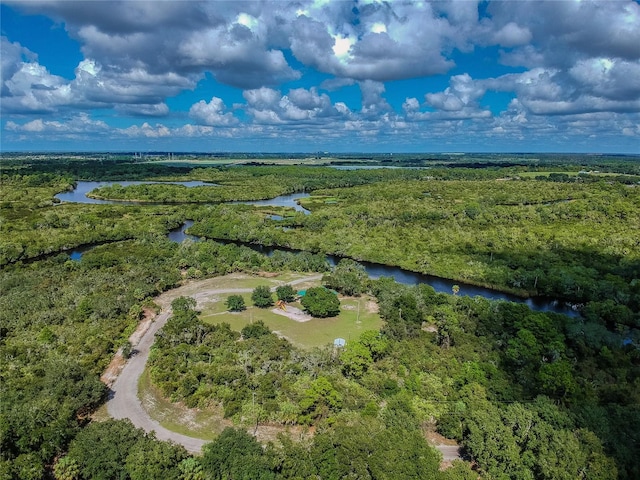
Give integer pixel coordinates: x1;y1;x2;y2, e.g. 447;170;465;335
55;181;216;204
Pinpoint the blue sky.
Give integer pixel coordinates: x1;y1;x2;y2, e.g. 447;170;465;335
1;0;639;153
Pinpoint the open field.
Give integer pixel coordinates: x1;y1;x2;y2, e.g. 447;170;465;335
109;271;382;445
198;281;383;349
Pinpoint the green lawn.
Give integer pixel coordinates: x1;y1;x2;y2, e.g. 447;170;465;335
200;295;383;349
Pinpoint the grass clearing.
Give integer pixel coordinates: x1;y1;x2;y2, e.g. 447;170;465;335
138;368;229;440
201;294;383;349
137;271;383;439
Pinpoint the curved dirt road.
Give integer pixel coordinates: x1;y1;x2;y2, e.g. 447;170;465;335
106;275;321;453
106;272;460;462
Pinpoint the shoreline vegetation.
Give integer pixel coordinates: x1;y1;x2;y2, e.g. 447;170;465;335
1;153;638;479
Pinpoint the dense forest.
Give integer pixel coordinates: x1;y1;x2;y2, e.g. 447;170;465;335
1;155;638;479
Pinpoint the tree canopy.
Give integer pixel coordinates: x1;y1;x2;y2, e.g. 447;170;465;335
301;287;341;317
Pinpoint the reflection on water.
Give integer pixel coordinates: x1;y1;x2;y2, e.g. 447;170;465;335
167;220;200;243
232;193;310;214
55;181;217;204
56;181;310;214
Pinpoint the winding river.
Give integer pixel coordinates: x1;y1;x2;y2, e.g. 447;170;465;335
58;181;579;317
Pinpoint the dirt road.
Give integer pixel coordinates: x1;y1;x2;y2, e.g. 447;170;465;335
106;272;460;462
106;274;321;453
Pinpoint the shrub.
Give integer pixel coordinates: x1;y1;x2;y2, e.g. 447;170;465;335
241;320;271;339
276;284;296;302
301;287;340;317
251;285;274;308
226;295;246;312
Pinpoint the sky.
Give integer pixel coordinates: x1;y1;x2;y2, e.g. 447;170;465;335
1;0;639;153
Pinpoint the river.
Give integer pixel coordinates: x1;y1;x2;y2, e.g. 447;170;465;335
55;181;310;214
167;222;579;317
58;181;578;317
55;180;217;204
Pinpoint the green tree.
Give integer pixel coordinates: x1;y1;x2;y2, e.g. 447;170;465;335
67;419;144;480
301;287;340;317
299;376;342;423
201;428;274;480
225;294;246;312
340;341;373;378
322;259;369;296
251;285;274;308
121;341;133;359
178;457;205;480
125;435;188;480
171;296;197;314
241;320;271;339
437;461;478;480
358;330;389;360
276;284;296;302
54;456;81;480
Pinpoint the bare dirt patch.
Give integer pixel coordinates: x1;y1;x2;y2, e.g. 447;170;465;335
366;300;379;314
192;292;219;310
257;271;280;278
423;427;463;468
425;429;459;447
100;310;156;388
271;306;312;322
139;369;229;440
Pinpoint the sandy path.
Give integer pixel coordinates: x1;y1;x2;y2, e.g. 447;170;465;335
106;274;322;453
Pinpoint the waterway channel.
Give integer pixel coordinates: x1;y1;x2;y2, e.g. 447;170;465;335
55;180;216;204
57;181;578;317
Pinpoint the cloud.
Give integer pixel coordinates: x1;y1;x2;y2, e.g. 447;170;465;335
483;66;640;116
402;97;421;112
120;122;171;138
289;3;456;82
5;112;109;134
426;73;485;111
189;97;238;126
8;0;300;90
487;0;640;68
1;37;37;96
242;86;351;124
177;26;300;88
1;49;72;113
1;37;195;115
421;73;491;120
568;58;640;101
3;1;640;152
116;103;170;117
359;80;391;117
491;22;532;47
